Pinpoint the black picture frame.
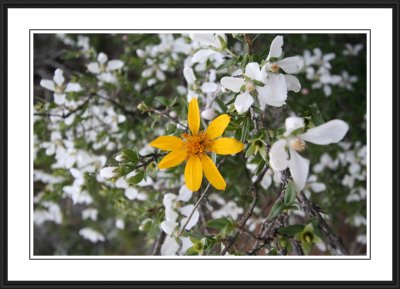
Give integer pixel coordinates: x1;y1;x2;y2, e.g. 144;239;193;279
1;1;399;288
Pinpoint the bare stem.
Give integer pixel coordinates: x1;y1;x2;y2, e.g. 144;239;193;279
220;165;269;255
178;159;225;236
178;182;212;236
152;230;167;255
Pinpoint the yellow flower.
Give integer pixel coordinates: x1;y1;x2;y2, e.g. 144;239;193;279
150;98;244;191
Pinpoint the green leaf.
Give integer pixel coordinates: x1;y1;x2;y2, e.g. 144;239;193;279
240;119;250;143
241;54;249;69
284;180;296;205
245;142;256;158
301;240;313;255
185;246;199;255
127;171;145;185
154;96;170;107
267;201;285;219
207;218;232;230
121;148;139;163
278;225;305;236
216;58;237;71
255;158;266;175
253;79;264;87
258;145;267;162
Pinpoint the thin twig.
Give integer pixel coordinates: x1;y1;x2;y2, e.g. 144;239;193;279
220;166;269;255
243;34;254;55
34;95;93;119
178;182;212;236
297;191;349;255
178;159;225;235
152;230;167;255
147;107;187;129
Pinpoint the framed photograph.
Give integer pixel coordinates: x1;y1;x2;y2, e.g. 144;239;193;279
1;1;399;288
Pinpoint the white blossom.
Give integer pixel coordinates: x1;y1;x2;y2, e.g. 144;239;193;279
269;116;349;191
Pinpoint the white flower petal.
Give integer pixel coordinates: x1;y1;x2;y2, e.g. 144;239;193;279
156;70;166;81
141;67;153;78
190;33;220;48
165;207;179;222
288;149;310;192
115;177;129;189
284;116;305;137
64;114;75;126
323;53;335;62
107;60;124;71
201;82;218;93
284;75;301;92
65;83;81;92
97;52;108;64
163;193;177;208
179;204;194;217
87;62;100;74
187;90;197;102
53;93;66;105
180;205;199;230
182;211;199;230
191;49;215;64
161;220;178;236
323;85;332;96
98;72;117;83
177;185;192;202
310;182;326;193
183;67;196;84
124;187;138;200
99;166;117;178
179;236;194;254
269;139;289;171
267;35;284;61
53;69;65;86
299;120;349;145
277;56;304;74
244;62;262;82
234;91;254;113
261;172;272;190
160;236;179;255
257;74;287;108
201;108;216;120
221;77;245;93
40;79;55;92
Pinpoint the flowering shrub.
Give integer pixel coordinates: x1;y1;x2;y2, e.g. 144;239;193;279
33;33;366;256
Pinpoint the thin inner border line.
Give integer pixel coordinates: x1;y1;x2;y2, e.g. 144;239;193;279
29;29;371;261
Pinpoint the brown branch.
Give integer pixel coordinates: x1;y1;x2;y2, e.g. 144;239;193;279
34;95;92;119
297;191;349;255
243;34;254;55
135;152;166;170
247;170;290;255
152;230;167;255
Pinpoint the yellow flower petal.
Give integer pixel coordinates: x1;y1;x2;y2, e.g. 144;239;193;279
202;155;226;190
205;114;231;140
158;149;186;169
150;136;184;151
211;138;244;155
188;98;200;135
184;156;203;191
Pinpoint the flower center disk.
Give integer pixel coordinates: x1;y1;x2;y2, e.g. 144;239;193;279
182;131;212;159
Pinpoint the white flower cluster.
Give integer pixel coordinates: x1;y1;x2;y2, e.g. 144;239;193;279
137;34;192;87
221;36;303;113
302;46;360;97
159;185;196;255
314;141;367;202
